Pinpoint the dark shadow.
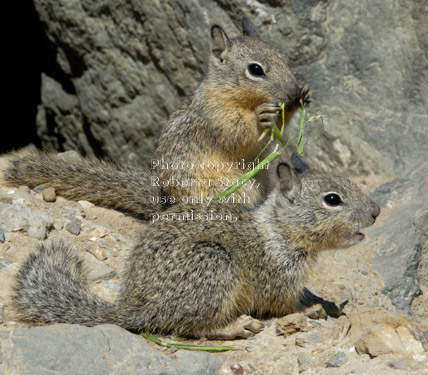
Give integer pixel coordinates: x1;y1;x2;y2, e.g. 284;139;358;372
1;1;46;153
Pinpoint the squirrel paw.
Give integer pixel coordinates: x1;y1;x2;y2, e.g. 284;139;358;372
255;103;281;128
207;315;264;340
299;85;311;108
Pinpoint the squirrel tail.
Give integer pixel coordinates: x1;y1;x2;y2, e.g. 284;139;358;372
13;242;120;327
3;151;159;219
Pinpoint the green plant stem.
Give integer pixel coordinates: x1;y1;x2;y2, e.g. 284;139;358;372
141;332;237;352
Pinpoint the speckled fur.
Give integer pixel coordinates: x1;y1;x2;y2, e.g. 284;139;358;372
4;151;159;219
4;18;304;214
12;154;380;339
155;18;302;206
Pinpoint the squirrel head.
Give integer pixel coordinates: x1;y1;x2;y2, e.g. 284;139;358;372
273;153;381;252
207;17;300;109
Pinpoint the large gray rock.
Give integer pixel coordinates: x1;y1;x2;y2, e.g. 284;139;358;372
32;0;428;174
368;162;428;317
0;324;225;375
0;203;54;240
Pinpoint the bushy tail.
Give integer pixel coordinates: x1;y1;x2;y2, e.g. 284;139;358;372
4;151;160;219
13;242;119;326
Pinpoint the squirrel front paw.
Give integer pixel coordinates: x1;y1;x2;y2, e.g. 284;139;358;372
255;103;281;129
206;314;264;340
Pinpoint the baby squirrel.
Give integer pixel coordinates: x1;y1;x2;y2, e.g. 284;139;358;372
155;16;309;205
3;17;309;215
12;153;380;339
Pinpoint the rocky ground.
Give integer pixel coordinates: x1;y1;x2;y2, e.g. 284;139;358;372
0;155;427;375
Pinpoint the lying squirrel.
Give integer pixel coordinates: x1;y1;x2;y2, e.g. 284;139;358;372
12;154;380;339
3;17;309;216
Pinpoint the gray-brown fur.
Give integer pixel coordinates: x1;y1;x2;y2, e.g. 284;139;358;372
4;18;307;213
12;154;380;339
4;151;160;219
155;17;308;205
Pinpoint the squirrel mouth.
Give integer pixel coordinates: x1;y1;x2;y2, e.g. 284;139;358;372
354;232;365;242
339;231;366;248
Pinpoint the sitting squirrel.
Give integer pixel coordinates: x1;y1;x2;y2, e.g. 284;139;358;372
12;154;380;339
3;17;309;217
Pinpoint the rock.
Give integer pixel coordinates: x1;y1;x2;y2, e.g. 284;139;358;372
28;0;427;175
42;187;57;202
0;203;54;239
0;227;4;243
0;324;225;375
332;315;351;344
396;326;425;355
86;244;108;261
325;351;347;368
0;260;12;270
302;303;327;319
297;353;313;373
368;162;428;316
355;324;403;357
13;186;34;203
85;256;117;282
276;313;307;337
295;331;323;348
65;221;80;235
385;360;407;370
349;309;428;358
230;364;244;375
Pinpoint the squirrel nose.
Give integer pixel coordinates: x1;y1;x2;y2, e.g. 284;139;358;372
370;201;381;221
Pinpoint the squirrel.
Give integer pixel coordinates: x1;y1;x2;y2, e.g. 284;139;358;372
12;153;380;339
155;16;309;206
3;17;309;215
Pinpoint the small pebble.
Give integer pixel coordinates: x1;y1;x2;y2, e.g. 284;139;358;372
42;187;57;202
248;364;257;372
87;244;108;261
0;227;5;243
168;346;178;354
385;360;407;370
33;185;45;194
65;221;81;235
0;259;12;270
98;241;111;250
230;364;244;375
325;351;348;368
69;216;82;225
90;228;108;238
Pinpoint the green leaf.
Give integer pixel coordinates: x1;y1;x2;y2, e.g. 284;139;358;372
141;332;237;352
212;135;294;201
296;103;307;155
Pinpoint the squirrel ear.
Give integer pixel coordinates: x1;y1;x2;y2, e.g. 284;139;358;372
210;25;231;62
242;16;257;36
291;152;309;175
277;163;300;203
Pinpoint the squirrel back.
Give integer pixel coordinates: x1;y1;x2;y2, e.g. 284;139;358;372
12;153;380;339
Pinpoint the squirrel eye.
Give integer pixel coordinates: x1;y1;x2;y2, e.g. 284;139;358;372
248;63;265;77
324;193;342;206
